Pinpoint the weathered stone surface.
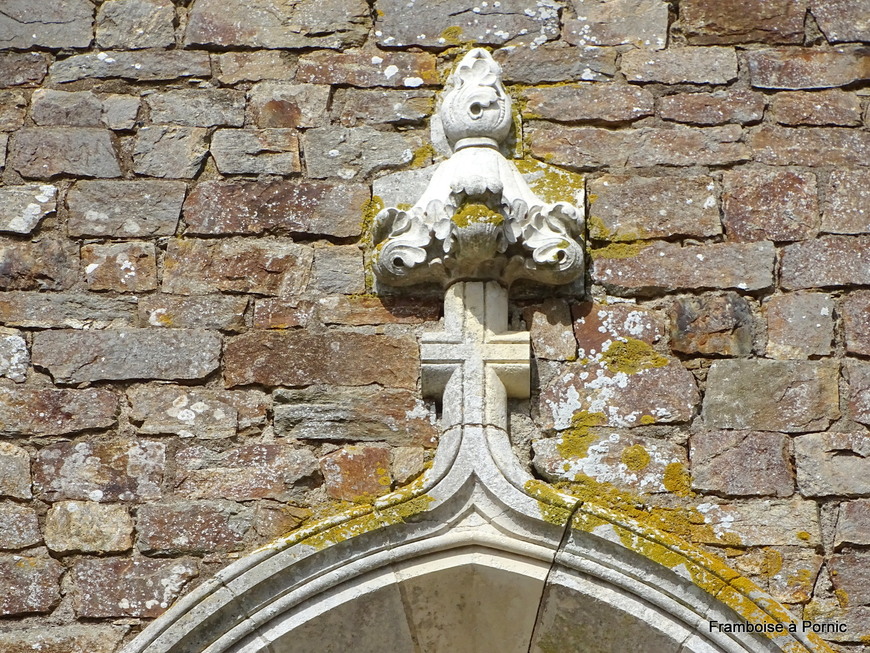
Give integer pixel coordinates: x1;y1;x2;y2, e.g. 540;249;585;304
493;44;617;83
766;293;833;359
0;184;56;234
0;52;49;87
0;553;62;615
796;432;870;497
163;238;312;296
211;128;301;175
45;501;132;554
32;329;221;383
830;551;870;606
253;503;310;539
248;82;328;128
780;236;870;289
0;443;31;499
703;360;839;432
297;51;438;88
572;302;664;359
770;90;863;126
734;546;822;604
0;625;127;653
146;89;245;127
274;386;437;447
0;386;117;436
332;89;434;126
565;0;668;49
0;238;77;291
321;445;393;501
749;126;870;166
50;50;211;83
101;94;140;130
68;180;184;237
96;0;176;49
690;430;793;497
0;503;39;550
521;84;653;123
137;501;249;553
679;0;806;44
0;331;27;383
845;359;870;426
82;242;158;292
669;292;753;356
138;294;248;331
691;499;819;547
216;51;297;84
722;169;818;242
31;89;101;126
821;170;870;234
0;90;26;130
73;557;198;618
304;126;420;180
588;175;720;241
132;125;208;178
835;499;870;548
747;48;870;89
801;601;870;642
312;246;364;295
621;47;738;84
251;298;315;329
176;443;318;501
184;180;367;238
657;89;765;125
316;295;441;326
0;0;93;48
35;439;164;502
0;291;135;328
523;299;577;361
375;0;560;48
809;0;870;43
224;331;419;389
842;291;870;356
592;241;775;296
392;446;426;484
9;128;120;179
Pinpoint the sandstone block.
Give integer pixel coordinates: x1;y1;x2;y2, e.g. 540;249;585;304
521;84;653;123
0;331;27;383
0;386;117;436
0;237;77;291
312;246;365;295
0;52;49;87
770;90;863;126
297;51;437;88
96;0;176;49
747;47;870;89
211;128;301;175
9;128;120;179
82;241;157;292
821;170;870;234
73;557;197;618
691;499;819;547
67;180;185;237
572;301;664;358
303;126;420;180
0;503;39;550
163;238;312;296
621;47;738;84
321;445;393;501
836;499;870;548
136;501;249;553
780;236;870;289
132;125;208;178
679;0;806;44
796;432;870;497
749;126;870;166
0;184;56;234
842;291;870;356
564;0;668;49
45;501;132;554
332;89;434;127
765;293;833;359
669;292;753;356
0;90;26;130
146;89;245;127
523;299;577;361
216;51;297;84
0;625;127;653
32;329;221;383
657;89;765;125
690;430;793;497
224;331;419;389
0;291;136;329
50;50;210;83
845;359;870;426
493;44;617;83
703;360;839;432
830;551;870;606
0;0;93;48
809;0;870;43
316;295;440;326
0;443;31;499
138;294;248;331
0;553;62;615
248;82;329;128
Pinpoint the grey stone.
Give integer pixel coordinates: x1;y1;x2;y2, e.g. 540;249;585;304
493;44;617;83
0;0;93;48
0;386;118;436
248;82;329;128
0;625;127;653
128;385;240;439
146;89;246;127
657;88;766;125
521;84;654;123
796;432;870;497
101;94;140;130
216;51;297;84
669;293;753;356
0;443;31;499
621;47;738;84
845;358;870;426
747;47;870;89
810;0;870;43
0;135;5;170
9;128;120;179
0;184;56;234
211;129;301;175
49;50;210;84
0;331;27;383
835;499;870;548
780;235;870;289
44;501;133;554
690;499;819;547
31;89;103;126
138;294;248;331
765;293;833;359
0;52;49;87
304;126;420;180
821;169;870;234
96;0;176;49
524;299;577;361
312;246;365;294
0;553;62;615
565;0;669;49
67;180;185;237
136;501;250;554
333;89;434;126
690;430;793;497
372;168;436;208
842;291;870;356
0;503;40;550
132;125;208;178
0;90;26;130
0;292;136;329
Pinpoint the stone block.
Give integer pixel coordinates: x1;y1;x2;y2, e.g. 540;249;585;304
703;360;839;432
657;89;765;125
332;89;434;126
564;0;668;49
67;180;185;237
780;236;870;289
842;291;870;356
0;52;49;87
96;0;176;49
216;51;297;84
128;385;239;439
621;47;738;84
691;499;819;547
0;443;31;499
765;293;833;359
821;170;870;234
50;50;210;83
73;557;198;618
297;51;437;88
749;126;870;166
31;89;103;126
690;430;793;497
273;386;437;447
572;301;664;359
102;94;142;130
303;126;420;180
0;504;38;550
0;331;27;383
0;184;56;234
312;246;365;295
0;90;26;130
252;299;316;329
0;553;62;615
523;299;577;361
747;47;870;89
592;241;775;296
809;0;870;43
588;174;720;241
183;179;367;238
185;0;369;49
315;295;440;326
679;0;806;44
137;501;250;553
248;82;329;128
9;128;120;179
253;503;310;539
211;128;301;175
132;125;208;178
138;294;248;331
163;238;312;296
175;443;318;501
770;90;863;126
830;551;870;606
0;625;127;653
669;292;753;356
734;547;822;604
521;84;653;123
0;0;93;48
493;44;617;83
0;386;117;436
45;501;133;554
32;329;221;383
321;445;393;501
0;237;77;291
392;447;426;485
836;499;870;548
845;359;870;426
0;291;136;329
224;331;419;389
146;89;245;127
82;241;158;292
796;431;870;497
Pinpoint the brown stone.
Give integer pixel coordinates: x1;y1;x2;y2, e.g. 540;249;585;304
821;170;870;234
163;238;312;296
50;50;211;84
564;0;668;49
0;183;57;234
0;625;127;653
82;242;158;292
96;0;176;49
321;445;393;501
747;47;870;89
0;90;26;130
0;52;49;87
657;89;765;125
252;299;316;329
830;551;870;606
312;246;364;295
780;236;870;289
0;291;136;329
224;331;419;389
253;503;310;539
0;503;39;549
842;291;870;356
722;169;818;242
32;329;221;383
0;237;78;291
137;501;250;553
734;547;822;604
297;51;437;88
138;294;248;331
571;301;664;358
679;0;806;44
216;51;297;84
0;443;31;499
0;553;62;615
175;443;318;501
845;359;870;426
0;0;93;48
809;0;870;43
316;295;441;326
0;386;117;436
766;293;833;359
146;89;246;127
690;430;793;497
770;90;863;126
73;557;198;618
211;128;301;175
588;174;720;241
392;447;426;485
493;44;617;83
796;431;870;497
703;360;839;432
621;47;738;84
248;82;329;128
669;292;753;356
332;89;434;127
690;499;819;547
836;499;870;548
45;501;133;554
521;84;654;123
303;126;422;180
67;180;185;238
592;241;775;296
33;87;103;126
132;125;209;178
9;128;120;179
523;299;577;361
749;125;870;166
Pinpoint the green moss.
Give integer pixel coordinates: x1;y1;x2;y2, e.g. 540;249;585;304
590;241;651;260
452;202;504;227
600;338;669;375
621;444;650;472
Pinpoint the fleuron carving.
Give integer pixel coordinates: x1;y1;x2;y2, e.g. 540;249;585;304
372;48;584;288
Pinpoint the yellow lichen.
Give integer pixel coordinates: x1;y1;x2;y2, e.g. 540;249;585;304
639;414;656;425
621;444;650;471
514;158;583;205
663;462;693;497
410;143;435;168
440;25;464;44
760;548;784;578
452;202;504;228
590;241;651;260
555;411;606;460
600;338;669;375
525;479;577;525
796;530;812;542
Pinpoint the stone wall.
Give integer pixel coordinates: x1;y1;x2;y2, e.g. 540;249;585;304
0;0;868;650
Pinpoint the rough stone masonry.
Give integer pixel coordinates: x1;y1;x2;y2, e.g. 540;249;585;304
0;0;868;651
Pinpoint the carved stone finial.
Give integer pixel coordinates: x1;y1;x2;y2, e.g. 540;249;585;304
372;48;584;289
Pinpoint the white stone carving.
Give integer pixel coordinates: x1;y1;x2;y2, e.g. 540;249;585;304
372;48;584;288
